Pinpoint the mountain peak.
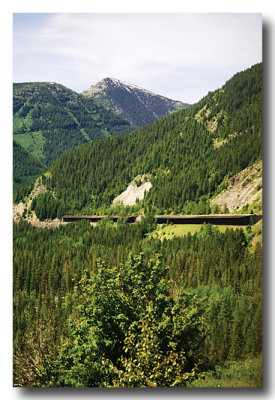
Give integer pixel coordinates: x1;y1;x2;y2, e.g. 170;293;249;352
83;78;188;127
85;77;152;96
103;77;150;92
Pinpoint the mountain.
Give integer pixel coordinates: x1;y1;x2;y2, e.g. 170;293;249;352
21;63;262;219
13;66;263;387
13;82;133;168
82;77;189;127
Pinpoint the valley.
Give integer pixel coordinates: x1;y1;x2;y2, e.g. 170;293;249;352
13;63;263;388
14;63;261;220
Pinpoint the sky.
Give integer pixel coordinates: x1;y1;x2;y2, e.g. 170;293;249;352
13;13;262;103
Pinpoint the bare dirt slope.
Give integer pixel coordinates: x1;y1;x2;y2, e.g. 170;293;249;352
13;176;47;222
13;175;66;228
112;175;152;206
211;161;262;212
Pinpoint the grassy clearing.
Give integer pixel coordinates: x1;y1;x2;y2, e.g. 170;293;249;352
14;131;45;161
13;114;33;134
187;356;262;387
150;223;245;240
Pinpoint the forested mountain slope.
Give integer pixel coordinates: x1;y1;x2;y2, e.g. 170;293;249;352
13;82;133;168
13;141;47;193
83;77;188;127
36;63;261;219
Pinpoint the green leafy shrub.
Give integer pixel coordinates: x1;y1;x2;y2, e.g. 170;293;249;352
46;254;207;387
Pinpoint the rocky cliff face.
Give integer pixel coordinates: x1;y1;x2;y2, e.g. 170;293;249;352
211;162;262;213
83;77;189;127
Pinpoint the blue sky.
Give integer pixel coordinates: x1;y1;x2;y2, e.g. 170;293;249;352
13;13;262;104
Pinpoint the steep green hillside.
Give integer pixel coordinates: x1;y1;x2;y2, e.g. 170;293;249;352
13;82;133;167
32;63;262;218
13;141;47;195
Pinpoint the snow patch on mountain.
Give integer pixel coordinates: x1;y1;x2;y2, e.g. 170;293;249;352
83;77;188;127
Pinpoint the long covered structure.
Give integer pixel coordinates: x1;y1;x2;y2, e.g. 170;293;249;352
61;214;262;225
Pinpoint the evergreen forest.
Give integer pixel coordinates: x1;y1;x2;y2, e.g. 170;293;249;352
13;82;133;190
33;63;262;218
13;141;47;193
13;63;262;387
13;218;262;387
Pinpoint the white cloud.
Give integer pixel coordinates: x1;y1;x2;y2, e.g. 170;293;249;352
13;13;262;102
